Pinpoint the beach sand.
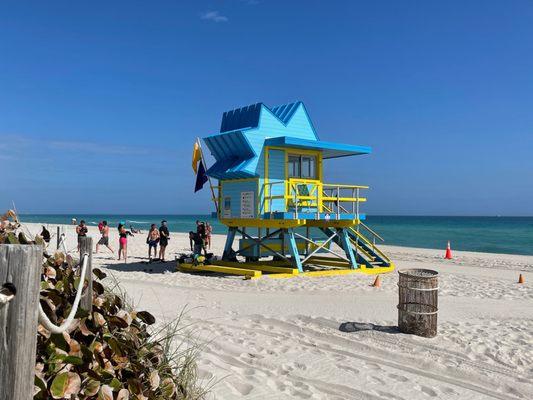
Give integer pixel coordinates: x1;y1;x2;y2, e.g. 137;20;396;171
26;222;533;399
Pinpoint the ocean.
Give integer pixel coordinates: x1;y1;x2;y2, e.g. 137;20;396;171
18;214;533;256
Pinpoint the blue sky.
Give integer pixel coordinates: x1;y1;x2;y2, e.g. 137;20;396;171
1;1;532;216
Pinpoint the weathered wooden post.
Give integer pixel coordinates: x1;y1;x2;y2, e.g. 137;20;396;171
0;244;42;400
56;226;60;250
78;236;93;314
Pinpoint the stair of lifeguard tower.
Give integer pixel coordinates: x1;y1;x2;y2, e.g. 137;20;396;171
346;227;392;268
317;226;390;269
321;201;392;268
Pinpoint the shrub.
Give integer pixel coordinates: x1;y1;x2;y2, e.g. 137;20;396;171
1;231;206;399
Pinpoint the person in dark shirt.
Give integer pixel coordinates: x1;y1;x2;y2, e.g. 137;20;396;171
197;221;207;242
76;220;88;251
159;220;170;262
189;231;205;256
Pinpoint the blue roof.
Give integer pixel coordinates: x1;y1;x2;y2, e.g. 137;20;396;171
204;131;254;161
203;101;370;180
220;103;261;133
264;136;371;159
270;102;301;124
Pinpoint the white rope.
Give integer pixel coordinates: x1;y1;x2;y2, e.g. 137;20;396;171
57;233;77;255
38;253;89;334
58;233;68;253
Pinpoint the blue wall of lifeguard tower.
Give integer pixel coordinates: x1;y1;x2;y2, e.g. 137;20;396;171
251;103;317;214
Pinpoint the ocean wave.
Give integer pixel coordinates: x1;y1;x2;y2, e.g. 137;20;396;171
126;220;149;224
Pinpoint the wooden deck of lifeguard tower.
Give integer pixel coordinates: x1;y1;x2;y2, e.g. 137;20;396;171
184;101;395;279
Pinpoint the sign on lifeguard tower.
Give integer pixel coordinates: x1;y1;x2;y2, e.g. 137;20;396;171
189;101;394;278
240;191;254;219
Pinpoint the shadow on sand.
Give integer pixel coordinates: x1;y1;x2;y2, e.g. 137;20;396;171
102;259;175;274
339;322;399;334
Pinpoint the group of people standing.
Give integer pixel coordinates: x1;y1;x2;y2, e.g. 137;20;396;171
189;220;212;256
146;220;170;261
75;218;213;263
82;219;169;263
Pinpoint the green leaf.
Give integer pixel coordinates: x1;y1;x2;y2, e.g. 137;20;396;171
74;307;90;319
50;372;68;399
34;374;47;391
83;379;101;396
109;377;122;390
50;333;69;351
58;355;84;365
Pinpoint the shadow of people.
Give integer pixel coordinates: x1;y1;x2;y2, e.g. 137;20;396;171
339;322;399;334
102;260;174;274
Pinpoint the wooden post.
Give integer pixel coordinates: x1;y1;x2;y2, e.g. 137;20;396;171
0;244;42;400
56;226;60;250
78;236;93;314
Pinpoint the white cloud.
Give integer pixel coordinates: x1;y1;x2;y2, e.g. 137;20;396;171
200;11;228;23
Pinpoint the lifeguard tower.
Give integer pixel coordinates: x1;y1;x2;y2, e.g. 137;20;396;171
185;101;394;279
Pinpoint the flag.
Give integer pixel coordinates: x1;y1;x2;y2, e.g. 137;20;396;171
194;160;208;192
192;141;202;173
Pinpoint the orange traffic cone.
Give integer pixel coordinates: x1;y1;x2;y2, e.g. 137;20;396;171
518;274;525;284
444;241;452;259
372;275;381;288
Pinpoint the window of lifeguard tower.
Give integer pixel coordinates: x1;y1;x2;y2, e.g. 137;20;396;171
288;154;317;179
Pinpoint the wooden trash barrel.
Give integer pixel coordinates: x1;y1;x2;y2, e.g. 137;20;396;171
397;269;438;338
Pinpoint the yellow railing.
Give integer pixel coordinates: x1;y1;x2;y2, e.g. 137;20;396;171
263;179;368;219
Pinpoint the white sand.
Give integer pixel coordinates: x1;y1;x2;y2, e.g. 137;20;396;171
26;223;533;399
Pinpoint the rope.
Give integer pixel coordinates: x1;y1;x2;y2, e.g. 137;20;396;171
57;233;77;255
0;283;16;308
38;253;89;334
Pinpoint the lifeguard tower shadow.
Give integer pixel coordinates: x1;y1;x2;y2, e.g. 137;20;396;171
184;101;396;279
339;322;399;334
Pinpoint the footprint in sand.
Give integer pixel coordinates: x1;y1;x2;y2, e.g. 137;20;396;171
441;387;458;395
376;390;406;400
371;376;386;385
338;365;360;375
418;385;438;397
240;367;255;376
293;362;307;371
289;388;312;399
365;362;383;371
227;380;254;396
388;373;408;382
266;379;286;392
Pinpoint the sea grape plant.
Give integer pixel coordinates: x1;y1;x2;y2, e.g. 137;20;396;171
1;231;205;399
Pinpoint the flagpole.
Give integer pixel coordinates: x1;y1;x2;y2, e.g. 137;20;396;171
196;137;219;213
